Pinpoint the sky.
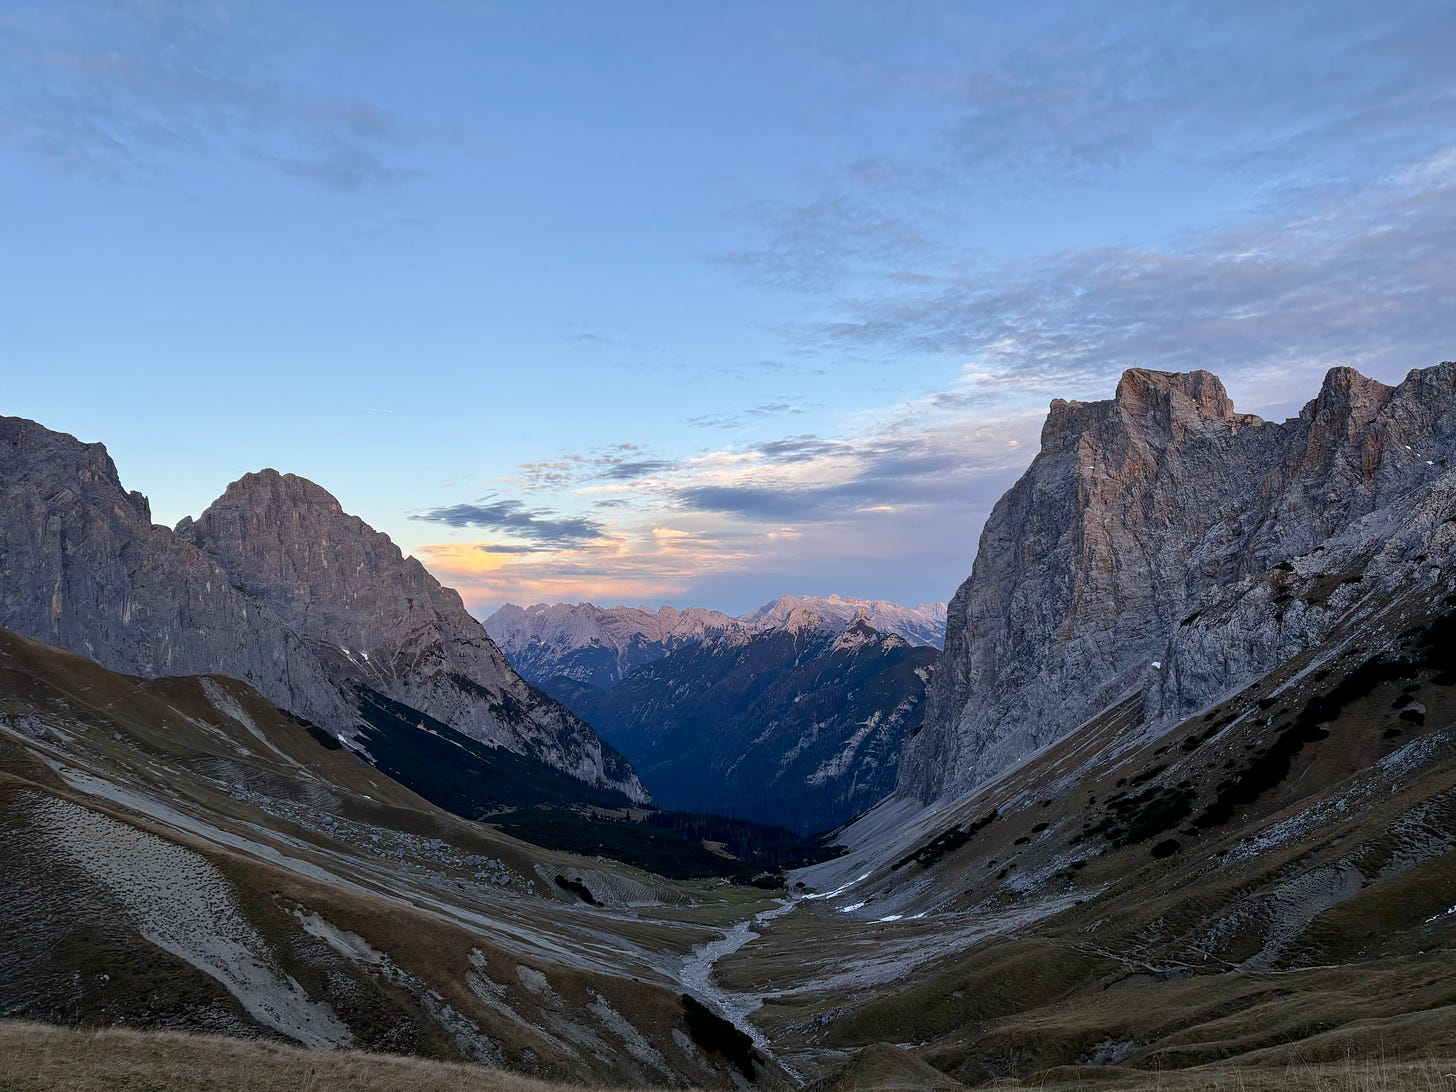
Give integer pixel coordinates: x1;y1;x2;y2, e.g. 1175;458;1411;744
2;1;1454;617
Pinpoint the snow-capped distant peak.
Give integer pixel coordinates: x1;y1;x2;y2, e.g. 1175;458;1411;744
738;594;947;648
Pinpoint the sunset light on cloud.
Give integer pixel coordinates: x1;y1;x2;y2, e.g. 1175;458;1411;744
5;1;1453;616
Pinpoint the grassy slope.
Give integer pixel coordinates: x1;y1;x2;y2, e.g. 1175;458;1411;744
0;1021;594;1092
2;1020;1454;1091
719;576;1456;1086
0;627;789;1089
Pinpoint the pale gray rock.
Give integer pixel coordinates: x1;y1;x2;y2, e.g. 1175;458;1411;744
0;416;350;726
179;470;644;799
901;363;1456;805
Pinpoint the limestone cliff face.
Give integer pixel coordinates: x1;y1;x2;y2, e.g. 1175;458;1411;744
900;363;1456;805
0;420;645;802
177;470;644;799
0;417;349;724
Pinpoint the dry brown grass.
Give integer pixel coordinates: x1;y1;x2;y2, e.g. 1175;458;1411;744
991;1052;1456;1091
6;1020;1452;1092
0;1021;626;1092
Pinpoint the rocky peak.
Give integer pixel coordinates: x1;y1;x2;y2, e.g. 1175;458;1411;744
1114;367;1239;423
900;361;1456;808
1301;366;1393;430
0;420;646;803
0;416;152;523
176;471;645;799
1042;369;1258;454
830;615;906;656
211;468;347;516
178;469;427;649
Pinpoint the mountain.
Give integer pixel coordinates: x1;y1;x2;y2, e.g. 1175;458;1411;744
0;624;787;1087
728;564;1456;1084
8;364;1456;1090
484;597;944;832
484;595;946;690
739;594;948;649
0;417;644;804
900;364;1456;806
547;609;937;834
704;363;1456;1084
484;601;740;688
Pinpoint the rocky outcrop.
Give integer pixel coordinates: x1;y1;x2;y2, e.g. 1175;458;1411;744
178;470;644;799
900;363;1456;805
0;418;645;802
0;417;349;724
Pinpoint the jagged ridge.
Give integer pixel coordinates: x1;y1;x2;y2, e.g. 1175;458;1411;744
900;362;1456;805
0;420;645;802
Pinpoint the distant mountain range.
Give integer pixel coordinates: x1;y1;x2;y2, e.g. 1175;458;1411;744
485;594;946;689
486;597;944;833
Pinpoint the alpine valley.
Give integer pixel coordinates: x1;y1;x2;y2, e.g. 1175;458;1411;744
486;598;945;833
6;362;1456;1091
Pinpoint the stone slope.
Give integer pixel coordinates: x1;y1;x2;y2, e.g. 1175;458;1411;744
0;625;778;1088
900;363;1456;805
0;417;644;802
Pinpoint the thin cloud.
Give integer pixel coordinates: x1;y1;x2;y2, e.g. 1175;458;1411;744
687;400;808;429
0;1;426;189
475;543;551;555
801;165;1456;391
715;3;1456;307
714;191;943;293
518;443;676;490
411;498;604;545
596;459;676;482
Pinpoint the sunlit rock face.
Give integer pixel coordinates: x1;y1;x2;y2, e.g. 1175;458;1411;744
902;362;1456;805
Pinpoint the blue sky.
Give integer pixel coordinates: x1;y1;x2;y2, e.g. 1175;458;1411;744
3;1;1453;615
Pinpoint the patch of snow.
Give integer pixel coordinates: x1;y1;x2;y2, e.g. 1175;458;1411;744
802;871;871;901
